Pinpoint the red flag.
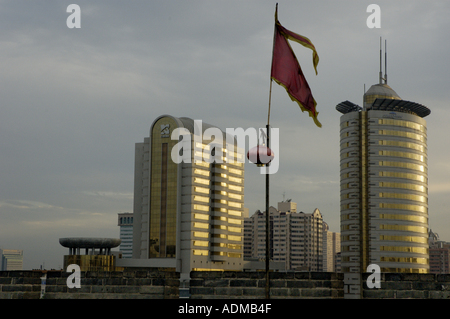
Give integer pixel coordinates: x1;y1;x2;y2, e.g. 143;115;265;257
270;7;321;127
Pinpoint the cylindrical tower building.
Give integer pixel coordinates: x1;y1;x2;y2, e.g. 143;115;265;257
337;83;430;274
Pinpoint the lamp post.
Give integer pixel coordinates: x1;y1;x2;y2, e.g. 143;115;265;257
247;134;274;299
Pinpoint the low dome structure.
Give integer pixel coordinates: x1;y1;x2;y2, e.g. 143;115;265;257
59;237;121;255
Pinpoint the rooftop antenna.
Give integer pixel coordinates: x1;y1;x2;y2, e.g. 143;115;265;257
379;37;382;84
384;39;387;84
379;37;388;84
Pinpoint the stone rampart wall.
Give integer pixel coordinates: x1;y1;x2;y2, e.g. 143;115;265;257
362;272;450;299
0;268;179;299
189;271;343;299
2;269;450;299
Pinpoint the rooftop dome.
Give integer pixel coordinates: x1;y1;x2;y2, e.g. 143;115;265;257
364;83;401;105
336;82;430;118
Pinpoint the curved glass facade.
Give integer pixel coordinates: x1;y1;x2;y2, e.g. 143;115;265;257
339;109;429;274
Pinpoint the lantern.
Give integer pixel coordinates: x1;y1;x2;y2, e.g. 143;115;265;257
247;145;274;167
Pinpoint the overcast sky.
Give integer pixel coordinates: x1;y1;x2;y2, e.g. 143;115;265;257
1;0;449;270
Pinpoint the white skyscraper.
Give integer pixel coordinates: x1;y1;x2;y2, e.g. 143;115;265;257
118;212;133;258
0;249;23;271
323;222;340;272
245;201;324;271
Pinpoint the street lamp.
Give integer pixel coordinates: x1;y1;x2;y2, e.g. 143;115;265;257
247;133;274;299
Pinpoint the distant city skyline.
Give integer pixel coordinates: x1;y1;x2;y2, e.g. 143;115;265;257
1;1;450;270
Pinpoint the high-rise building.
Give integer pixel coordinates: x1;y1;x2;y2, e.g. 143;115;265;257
132;115;245;274
428;229;450;274
118;212;133;258
336;46;431;275
0;249;23;271
244;201;324;271
323;222;341;272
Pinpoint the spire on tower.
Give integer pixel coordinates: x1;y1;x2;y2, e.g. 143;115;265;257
385;39;387;84
379;37;387;84
379;37;382;84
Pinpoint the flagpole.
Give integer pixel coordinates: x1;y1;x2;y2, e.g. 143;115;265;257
265;80;272;300
267;80;273;126
264;3;278;300
267;3;277;127
263;3;320;297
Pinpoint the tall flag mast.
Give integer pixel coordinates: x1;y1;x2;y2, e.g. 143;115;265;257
248;3;322;299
